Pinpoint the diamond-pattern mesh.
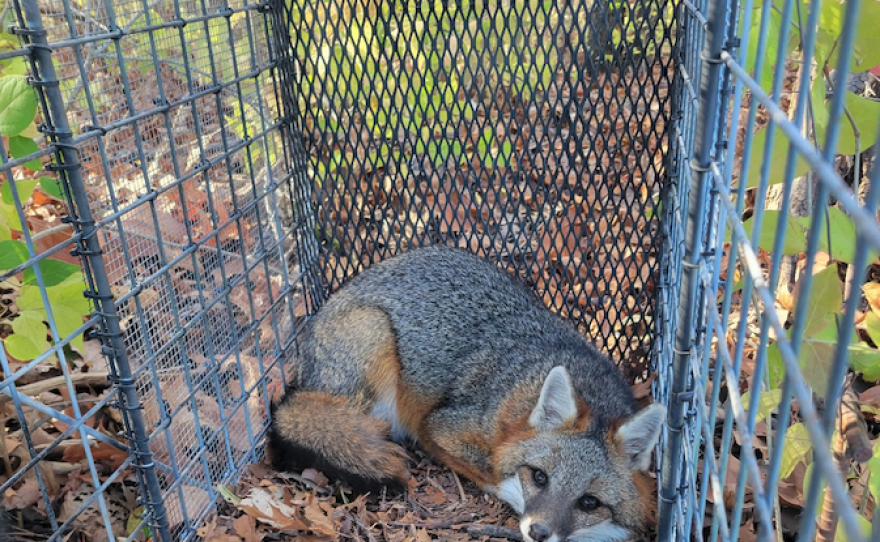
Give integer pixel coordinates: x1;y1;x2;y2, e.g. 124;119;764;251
2;0;682;539
280;0;678;374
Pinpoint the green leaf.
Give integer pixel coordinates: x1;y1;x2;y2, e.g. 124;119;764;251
38;177;63;200
780;422;812;479
848;343;880;382
0;75;37;136
0;239;29;271
794;207;875;265
813;73;880;156
815;0;880;72
51;299;87;354
1;178;39;205
23;259;81;287
742;210;806;255
7;136;42;171
835;514;872;542
798;266;842;338
498;140;513;168
868;440;880;502
5;310;48;360
860;310;880;346
14;278;89;354
767;342;785;388
17;284;44;311
0;213;10;241
798;340;834;398
833;93;880;157
741;388;783;423
744;5;782;90
744;127;811;188
0;57;26;76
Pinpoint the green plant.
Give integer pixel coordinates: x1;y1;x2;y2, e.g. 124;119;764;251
0;30;91;363
731;0;880;532
743;0;880;187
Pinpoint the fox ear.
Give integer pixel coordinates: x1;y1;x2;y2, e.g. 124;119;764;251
614;403;666;470
529;366;578;430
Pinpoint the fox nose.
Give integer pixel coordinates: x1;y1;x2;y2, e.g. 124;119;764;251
529;523;551;542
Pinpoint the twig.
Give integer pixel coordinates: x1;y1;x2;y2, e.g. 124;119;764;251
31;222;74;243
351;512;378;542
0;371;110;404
277;471;332;496
0;422;13;480
451;470;468;503
386;514;474;529
466;524;524;541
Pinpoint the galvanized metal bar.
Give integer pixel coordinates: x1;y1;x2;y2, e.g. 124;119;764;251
17;0;174;539
659;0;729;537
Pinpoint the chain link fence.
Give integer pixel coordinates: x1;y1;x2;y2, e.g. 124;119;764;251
659;0;880;541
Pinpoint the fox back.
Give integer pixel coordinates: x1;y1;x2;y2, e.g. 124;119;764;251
268;246;665;542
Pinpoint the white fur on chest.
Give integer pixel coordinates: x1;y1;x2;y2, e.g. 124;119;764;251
371;389;409;442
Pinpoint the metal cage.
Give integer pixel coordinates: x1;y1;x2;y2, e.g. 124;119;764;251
1;0;879;541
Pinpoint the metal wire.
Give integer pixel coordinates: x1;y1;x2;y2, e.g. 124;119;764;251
658;0;880;541
3;0;877;541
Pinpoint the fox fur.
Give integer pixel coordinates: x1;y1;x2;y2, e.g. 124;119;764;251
267;246;666;542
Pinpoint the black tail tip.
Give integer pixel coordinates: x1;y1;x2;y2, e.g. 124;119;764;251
265;423;407;497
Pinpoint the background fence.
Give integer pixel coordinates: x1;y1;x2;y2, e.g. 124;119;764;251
659;0;880;541
2;0;880;541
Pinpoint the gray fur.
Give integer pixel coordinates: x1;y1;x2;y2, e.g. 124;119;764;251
278;246;661;539
294;246;637;430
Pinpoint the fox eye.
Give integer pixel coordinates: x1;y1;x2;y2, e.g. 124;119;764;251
578;494;600;511
531;468;548;487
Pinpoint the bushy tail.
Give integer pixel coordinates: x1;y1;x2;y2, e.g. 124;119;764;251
266;390;410;494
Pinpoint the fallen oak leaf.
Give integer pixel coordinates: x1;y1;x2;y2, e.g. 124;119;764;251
232;514;261;542
235;487;310;531
303;502;337;537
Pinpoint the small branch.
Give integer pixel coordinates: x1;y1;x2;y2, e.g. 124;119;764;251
0;371;110;404
451;470;468;503
386;515;474;529
31;222;74;243
466;525;524;541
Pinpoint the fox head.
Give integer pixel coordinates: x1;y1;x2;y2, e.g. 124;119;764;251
492;366;666;542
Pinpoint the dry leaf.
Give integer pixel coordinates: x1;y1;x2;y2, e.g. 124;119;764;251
237;488;309;531
303;502;336;537
232;513;261;541
301;468;330;487
4;477;42;509
864;283;880;314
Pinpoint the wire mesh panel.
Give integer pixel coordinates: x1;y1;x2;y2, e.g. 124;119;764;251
658;0;880;541
278;0;681;377
0;0;310;540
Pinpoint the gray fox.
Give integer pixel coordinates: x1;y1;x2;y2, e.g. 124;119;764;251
267;246;665;542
